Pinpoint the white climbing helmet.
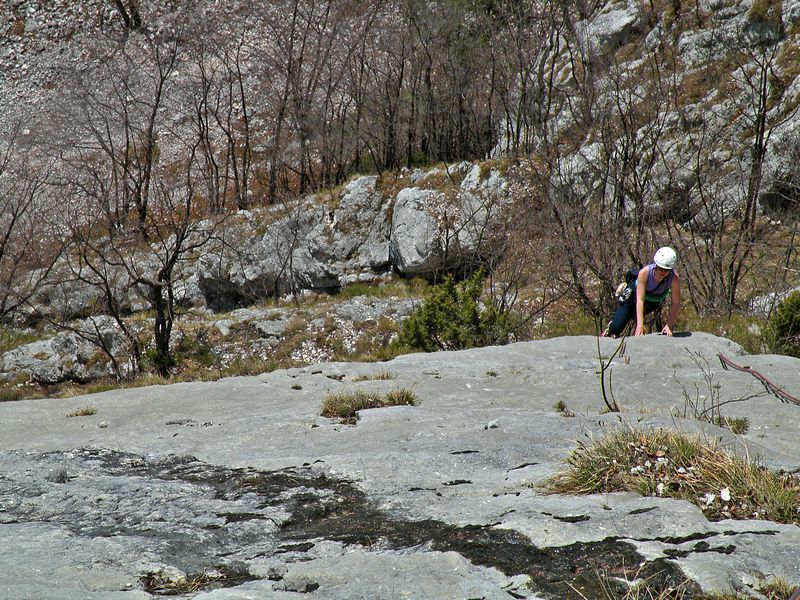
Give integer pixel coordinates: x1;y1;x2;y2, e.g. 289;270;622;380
654;246;677;270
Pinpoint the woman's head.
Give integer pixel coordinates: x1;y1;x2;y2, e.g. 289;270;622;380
654;246;677;270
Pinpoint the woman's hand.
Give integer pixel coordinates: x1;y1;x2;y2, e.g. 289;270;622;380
634;324;645;336
661;324;673;336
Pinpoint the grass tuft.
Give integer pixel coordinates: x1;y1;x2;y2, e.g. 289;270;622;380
540;427;800;525
553;399;575;417
67;406;97;417
321;387;417;421
384;387;417;405
351;369;395;382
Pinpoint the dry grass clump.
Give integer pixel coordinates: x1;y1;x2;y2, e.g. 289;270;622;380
66;406;97;417
351;369;395;382
140;566;248;595
0;385;36;402
701;577;798;599
321;388;417;421
541;428;800;524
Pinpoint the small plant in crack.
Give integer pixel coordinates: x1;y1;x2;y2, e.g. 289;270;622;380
596;334;625;412
67;406;97;417
351;369;395;382
321;388;417;422
553;400;575;417
140;565;255;595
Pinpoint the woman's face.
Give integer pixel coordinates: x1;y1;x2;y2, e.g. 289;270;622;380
654;266;671;281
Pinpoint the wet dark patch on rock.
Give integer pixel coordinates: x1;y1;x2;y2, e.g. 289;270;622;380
276;542;315;554
217;512;267;524
628;506;658;515
508;462;538;471
663;541;736;559
552;514;590;523
3;449;702;599
722;529;778;536
653;531;714;544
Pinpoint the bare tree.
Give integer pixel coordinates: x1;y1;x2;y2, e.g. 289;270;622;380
110;0;142;30
0;125;61;322
668;10;796;313
62;140;221;378
189;30;254;212
57;34;179;231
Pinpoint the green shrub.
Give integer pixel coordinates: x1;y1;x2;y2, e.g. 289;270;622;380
767;290;800;357
397;271;514;352
144;347;177;374
748;0;782;26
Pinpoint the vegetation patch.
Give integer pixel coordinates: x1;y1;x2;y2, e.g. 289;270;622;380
397;271;517;352
541;428;800;524
67;406;97;417
0;330;41;354
320;388;417;422
702;577;798;599
140;565;255;596
351;369;395;382
766;290;800;357
0;385;36;402
553;400;575;418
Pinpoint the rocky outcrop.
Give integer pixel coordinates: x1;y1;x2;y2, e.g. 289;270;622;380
0;316;129;384
0;333;798;598
390;165;512;276
195;170;510;309
0;295;417;384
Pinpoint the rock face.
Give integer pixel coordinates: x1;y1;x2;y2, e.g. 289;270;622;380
389;187;445;274
0;316;130;383
390;165;512;276
194;170;510;311
1;333;798;599
0;295;417;384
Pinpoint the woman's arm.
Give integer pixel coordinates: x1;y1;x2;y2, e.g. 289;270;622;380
634;267;648;336
663;273;681;336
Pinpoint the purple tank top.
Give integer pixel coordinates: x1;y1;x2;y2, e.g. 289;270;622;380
645;263;674;298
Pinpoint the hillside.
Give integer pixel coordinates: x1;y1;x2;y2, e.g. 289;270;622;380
1;6;800;596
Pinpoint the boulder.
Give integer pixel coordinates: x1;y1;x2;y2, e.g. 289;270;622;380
389;187;445;275
330;176;391;274
577;2;642;56
0;316;129;384
389;166;512;277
